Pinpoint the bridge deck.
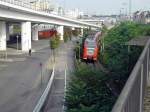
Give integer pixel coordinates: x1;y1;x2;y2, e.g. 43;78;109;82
144;86;150;112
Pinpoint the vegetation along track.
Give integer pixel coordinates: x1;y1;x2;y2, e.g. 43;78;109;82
80;60;108;73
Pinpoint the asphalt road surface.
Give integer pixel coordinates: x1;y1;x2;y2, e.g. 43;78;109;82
0;47;51;112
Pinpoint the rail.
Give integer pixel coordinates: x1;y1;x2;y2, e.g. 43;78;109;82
0;0;101;28
111;38;150;112
33;66;55;112
0;0;55;14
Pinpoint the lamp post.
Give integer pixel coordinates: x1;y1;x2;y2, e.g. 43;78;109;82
40;62;43;88
122;2;128;16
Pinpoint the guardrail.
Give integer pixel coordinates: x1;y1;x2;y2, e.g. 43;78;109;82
0;0;101;28
0;0;53;13
111;38;150;112
33;66;55;112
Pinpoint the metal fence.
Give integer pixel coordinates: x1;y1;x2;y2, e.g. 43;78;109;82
33;65;55;112
0;0;55;14
111;39;150;112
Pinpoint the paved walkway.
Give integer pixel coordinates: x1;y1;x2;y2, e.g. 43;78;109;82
5;39;50;55
0;39;50;62
44;41;75;112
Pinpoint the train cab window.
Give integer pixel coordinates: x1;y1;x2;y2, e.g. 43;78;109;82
87;42;96;48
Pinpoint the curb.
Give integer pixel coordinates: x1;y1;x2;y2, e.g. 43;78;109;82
0;59;13;62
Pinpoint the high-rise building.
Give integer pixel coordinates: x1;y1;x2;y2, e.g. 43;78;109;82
30;0;55;12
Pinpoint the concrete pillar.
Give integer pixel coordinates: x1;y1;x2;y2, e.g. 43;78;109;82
81;28;84;36
57;26;64;41
0;21;6;51
32;25;39;41
21;22;31;51
6;23;10;41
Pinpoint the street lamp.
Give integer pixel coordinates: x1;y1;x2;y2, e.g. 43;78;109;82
122;2;128;16
40;62;43;88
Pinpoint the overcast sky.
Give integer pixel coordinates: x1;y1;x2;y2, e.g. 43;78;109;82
55;0;150;15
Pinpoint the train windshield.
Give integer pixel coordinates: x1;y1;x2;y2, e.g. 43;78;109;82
87;42;96;48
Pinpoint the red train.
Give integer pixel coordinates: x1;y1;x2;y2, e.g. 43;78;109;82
38;30;57;39
83;32;102;61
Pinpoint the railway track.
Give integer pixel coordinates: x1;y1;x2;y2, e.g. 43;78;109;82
79;60;120;97
79;60;109;73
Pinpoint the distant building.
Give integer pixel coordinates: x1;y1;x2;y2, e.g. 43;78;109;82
133;11;150;24
30;0;55;12
30;1;84;18
65;9;84;19
79;19;104;26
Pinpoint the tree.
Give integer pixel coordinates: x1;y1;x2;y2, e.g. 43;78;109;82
50;34;60;62
72;29;80;37
66;65;116;112
102;21;147;90
64;28;73;42
67;22;150;112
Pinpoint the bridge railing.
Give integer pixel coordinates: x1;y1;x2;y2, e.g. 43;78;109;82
111;39;150;112
0;0;58;15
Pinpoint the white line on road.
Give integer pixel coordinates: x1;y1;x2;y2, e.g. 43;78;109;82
62;63;67;112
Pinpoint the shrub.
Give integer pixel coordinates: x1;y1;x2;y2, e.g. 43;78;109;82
50;34;60;49
72;29;80;37
102;21;147;90
66;65;116;112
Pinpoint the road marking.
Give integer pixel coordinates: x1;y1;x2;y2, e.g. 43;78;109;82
55;77;64;80
0;65;7;67
13;58;26;62
62;63;67;112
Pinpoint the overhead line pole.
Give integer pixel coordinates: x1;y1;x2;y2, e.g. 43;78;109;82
129;0;132;20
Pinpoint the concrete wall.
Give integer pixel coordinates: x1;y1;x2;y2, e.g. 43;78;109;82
21;22;31;51
32;24;39;41
57;26;64;41
6;23;10;41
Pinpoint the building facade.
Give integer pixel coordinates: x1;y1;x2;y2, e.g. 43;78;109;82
133;11;150;24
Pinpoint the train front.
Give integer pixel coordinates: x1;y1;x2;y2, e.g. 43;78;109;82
83;39;98;61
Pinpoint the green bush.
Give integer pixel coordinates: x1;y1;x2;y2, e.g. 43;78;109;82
64;31;69;42
50;34;60;49
74;39;84;63
102;21;147;90
83;29;92;37
67;22;149;112
72;29;80;37
64;28;73;42
66;65;116;112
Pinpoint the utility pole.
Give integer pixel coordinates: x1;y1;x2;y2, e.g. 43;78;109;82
62;0;66;15
40;62;43;88
129;0;132;20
